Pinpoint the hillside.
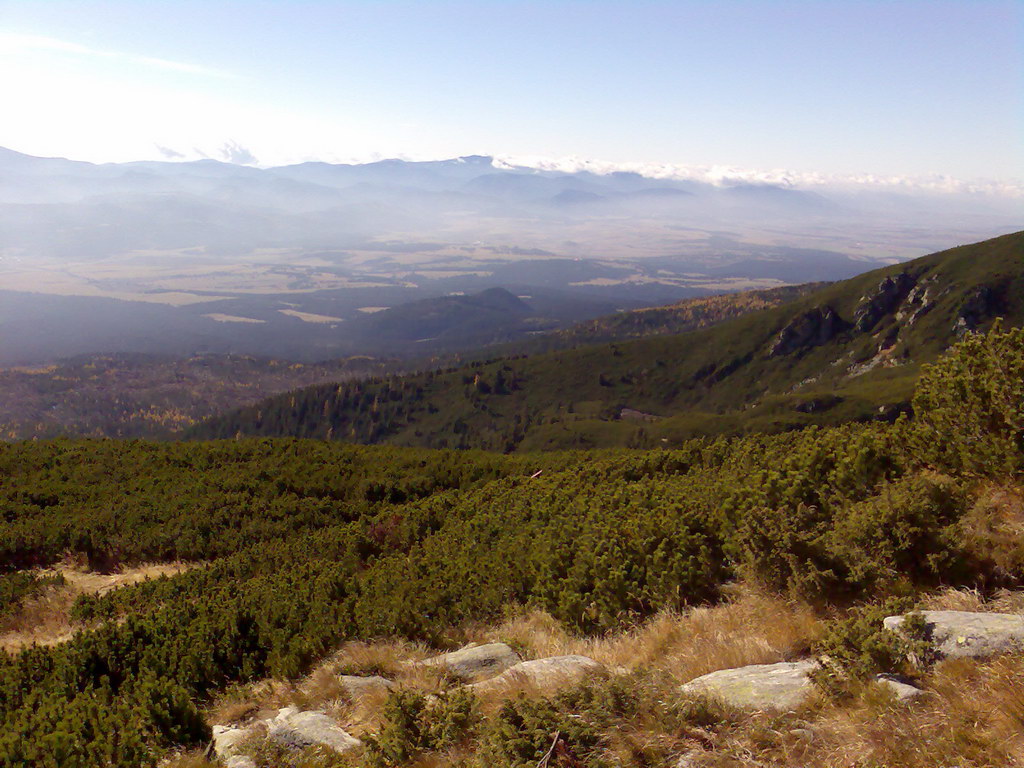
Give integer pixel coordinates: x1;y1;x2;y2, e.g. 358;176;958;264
0;285;825;441
490;281;826;357
190;231;1024;450
3;323;1024;767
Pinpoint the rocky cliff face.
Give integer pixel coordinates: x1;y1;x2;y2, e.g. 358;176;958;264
768;306;844;357
853;273;916;332
955;285;1002;335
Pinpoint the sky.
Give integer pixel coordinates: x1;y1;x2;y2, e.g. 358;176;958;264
0;0;1021;189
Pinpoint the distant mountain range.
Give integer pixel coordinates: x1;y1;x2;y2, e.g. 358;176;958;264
190;231;1024;450
2;145;1016;268
1;146;1018;367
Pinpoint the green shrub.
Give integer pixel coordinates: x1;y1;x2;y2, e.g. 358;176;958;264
476;695;605;768
0;572;64;621
364;688;479;767
911;322;1024;477
811;599;933;697
826;474;969;591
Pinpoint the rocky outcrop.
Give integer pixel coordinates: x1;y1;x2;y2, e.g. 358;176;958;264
896;278;937;325
954;285;1000;335
212;725;256;768
679;660;817;711
793;395;842;414
884;610;1024;660
266;707;362;753
418;642;522;682
854;273;915;332
768;306;844;357
468;654;605;695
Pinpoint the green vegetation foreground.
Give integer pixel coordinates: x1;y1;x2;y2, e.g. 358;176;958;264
1;325;1023;767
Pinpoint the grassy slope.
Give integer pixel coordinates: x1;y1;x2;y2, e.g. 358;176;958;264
190;232;1024;450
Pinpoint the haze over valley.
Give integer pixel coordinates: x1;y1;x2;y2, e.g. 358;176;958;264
1;145;1019;365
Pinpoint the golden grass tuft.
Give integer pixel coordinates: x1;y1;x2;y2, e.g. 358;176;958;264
960;481;1024;579
0;560;194;653
473;585;822;685
187;585;1024;768
800;653;1024;767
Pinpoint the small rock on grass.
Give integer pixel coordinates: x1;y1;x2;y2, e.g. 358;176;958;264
266;707;362;753
874;673;924;701
468;654;605;695
418;642;522;681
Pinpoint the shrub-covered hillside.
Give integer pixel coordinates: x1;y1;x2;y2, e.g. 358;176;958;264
2;324;1023;766
189;231;1024;450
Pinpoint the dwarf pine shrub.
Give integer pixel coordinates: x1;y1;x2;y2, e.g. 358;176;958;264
911;321;1024;477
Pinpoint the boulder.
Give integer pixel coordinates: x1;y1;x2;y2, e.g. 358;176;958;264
874;673;924;701
419;642;522;681
679;660;817;711
883;610;1024;660
338;674;395;699
212;724;255;763
267;707;362;753
469;654;605;695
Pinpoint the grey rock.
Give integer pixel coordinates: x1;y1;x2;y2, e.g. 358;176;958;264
874;673;924;701
680;660;817;711
854;273;915;332
338;674;395;699
883;610;1024;660
267;707;362;753
212;724;254;761
469;654;605;694
419;642;522;681
768;306;844;357
955;286;999;335
224;757;256;768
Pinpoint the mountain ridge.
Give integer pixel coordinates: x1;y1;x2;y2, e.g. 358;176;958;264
188;231;1024;450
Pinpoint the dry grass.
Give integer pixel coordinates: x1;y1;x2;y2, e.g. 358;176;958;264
183;584;1024;768
0;561;193;652
472;587;822;686
205;637;456;738
961;481;1024;579
793;653;1024;768
919;585;1024;614
160;752;219;768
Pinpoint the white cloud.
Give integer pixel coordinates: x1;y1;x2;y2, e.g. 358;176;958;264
0;32;233;78
155;144;185;160
492;154;1024;198
219;140;258;166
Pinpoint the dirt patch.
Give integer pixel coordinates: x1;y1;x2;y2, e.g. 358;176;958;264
0;562;193;653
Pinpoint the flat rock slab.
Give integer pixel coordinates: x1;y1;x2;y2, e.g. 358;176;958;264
469;654;605;695
267;707;362;753
680;661;817;711
338;674;395;699
419;642;522;681
883;610;1024;660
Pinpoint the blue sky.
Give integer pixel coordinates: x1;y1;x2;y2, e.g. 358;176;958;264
0;1;1020;186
